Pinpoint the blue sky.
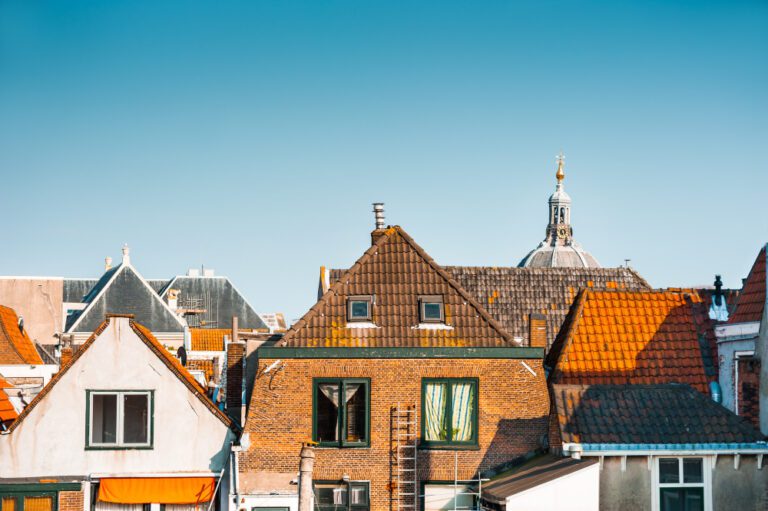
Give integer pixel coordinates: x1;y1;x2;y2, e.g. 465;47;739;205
1;0;766;321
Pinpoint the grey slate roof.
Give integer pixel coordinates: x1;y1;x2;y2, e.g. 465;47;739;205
160;276;267;330
62;279;100;303
552;384;766;446
327;266;650;348
68;265;184;333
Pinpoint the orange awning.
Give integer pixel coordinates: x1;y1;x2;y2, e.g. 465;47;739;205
98;477;216;504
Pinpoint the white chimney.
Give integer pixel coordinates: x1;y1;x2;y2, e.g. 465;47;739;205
121;244;130;264
187;268;200;277
203;269;215;277
105;256;113;271
373;203;385;230
168;289;180;312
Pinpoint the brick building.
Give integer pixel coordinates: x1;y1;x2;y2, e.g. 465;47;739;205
237;225;550;511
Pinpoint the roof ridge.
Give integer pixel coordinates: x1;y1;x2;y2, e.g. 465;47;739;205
547;288;589;378
280;226;515;346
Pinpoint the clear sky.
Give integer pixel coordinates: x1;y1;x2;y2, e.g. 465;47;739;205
1;0;766;321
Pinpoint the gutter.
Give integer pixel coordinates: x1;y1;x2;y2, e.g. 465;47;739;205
563;442;768;457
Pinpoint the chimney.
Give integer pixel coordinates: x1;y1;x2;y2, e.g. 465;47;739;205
105;256;113;271
121;244;131;265
713;275;724;307
298;444;315;511
371;203;387;244
529;313;547;348
60;336;73;368
168;289;180;312
226;334;246;426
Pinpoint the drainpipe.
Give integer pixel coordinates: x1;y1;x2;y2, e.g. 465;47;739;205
298;444;315;511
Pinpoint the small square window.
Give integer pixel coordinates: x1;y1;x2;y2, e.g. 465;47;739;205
87;390;152;449
347;296;372;322
419;296;444;323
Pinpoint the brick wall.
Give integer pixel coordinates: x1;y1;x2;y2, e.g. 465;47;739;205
738;357;761;428
59;490;83;511
241;357;549;510
226;341;246;424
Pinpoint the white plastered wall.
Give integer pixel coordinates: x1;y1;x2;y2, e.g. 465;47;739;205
0;317;235;478
504;463;599;511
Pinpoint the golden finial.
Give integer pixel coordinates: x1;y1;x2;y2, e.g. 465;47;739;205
555;153;565;183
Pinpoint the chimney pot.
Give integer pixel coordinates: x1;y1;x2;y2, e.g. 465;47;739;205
121;244;130;264
372;203;385;230
105;256;113;271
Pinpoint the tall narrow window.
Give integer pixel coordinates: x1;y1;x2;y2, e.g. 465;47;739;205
88;390;152;448
313;379;370;447
421;379;477;447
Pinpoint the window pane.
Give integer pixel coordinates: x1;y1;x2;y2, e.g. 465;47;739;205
683;458;703;484
424;383;448;441
659;458;679;483
660;488;682;511
424;485;474;511
350;301;369;319
423;303;442;321
23;497;52;511
683;488;704;511
123;394;149;444
316;383;340;443
350;484;368;506
315;484;347;507
450;383;475;442
92;394;118;444
2;497;17;511
345;383;367;443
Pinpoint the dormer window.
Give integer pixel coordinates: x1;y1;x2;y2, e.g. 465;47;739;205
419;295;445;323
347;296;373;322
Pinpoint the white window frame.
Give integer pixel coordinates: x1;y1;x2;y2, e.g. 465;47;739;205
651;455;712;511
88;390;152;448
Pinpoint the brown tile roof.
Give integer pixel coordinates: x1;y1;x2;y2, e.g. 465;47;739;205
729;244;767;324
328;266;651;348
548;290;713;394
0;375;18;426
0;305;44;365
7;315;231;433
187;358;215;382
281;226;516;347
551;384;765;445
190;328;228;351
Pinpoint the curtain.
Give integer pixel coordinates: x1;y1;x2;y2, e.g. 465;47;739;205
23;498;52;511
1;498;15;511
451;383;474;442
424;383;447;441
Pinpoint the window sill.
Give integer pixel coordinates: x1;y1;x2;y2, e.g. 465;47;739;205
345;322;379;329
418;443;480;451
411;323;454;331
85;445;154;451
314;444;371;449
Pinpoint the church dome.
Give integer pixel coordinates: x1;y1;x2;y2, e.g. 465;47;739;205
517;155;601;269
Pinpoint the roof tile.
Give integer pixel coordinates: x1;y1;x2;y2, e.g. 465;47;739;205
0;305;44;365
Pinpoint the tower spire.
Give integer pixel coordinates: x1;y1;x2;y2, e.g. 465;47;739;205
556;152;565;183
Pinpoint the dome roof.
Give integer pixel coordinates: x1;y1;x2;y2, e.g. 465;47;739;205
518;242;600;269
517;154;601;269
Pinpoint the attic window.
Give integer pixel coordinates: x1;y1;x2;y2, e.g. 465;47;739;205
419;296;445;323
87;390;152;449
347;296;373;322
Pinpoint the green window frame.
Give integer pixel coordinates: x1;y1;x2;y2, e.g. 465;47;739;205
85;390;154;450
312;378;370;448
313;481;369;511
420;378;478;449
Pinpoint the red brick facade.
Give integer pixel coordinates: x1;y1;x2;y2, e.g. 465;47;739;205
59;490;84;511
241;355;549;510
738;356;761;429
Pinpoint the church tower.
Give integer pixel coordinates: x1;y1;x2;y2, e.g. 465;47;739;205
518;154;601;268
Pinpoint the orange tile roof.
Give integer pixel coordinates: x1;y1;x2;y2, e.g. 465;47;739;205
7;315;231;433
0;305;44;365
548;290;713;394
0;375;18;426
729;245;766;324
187;358;215;382
190;329;228;351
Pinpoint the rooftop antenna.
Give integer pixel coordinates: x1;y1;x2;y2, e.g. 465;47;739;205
624;259;632;268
